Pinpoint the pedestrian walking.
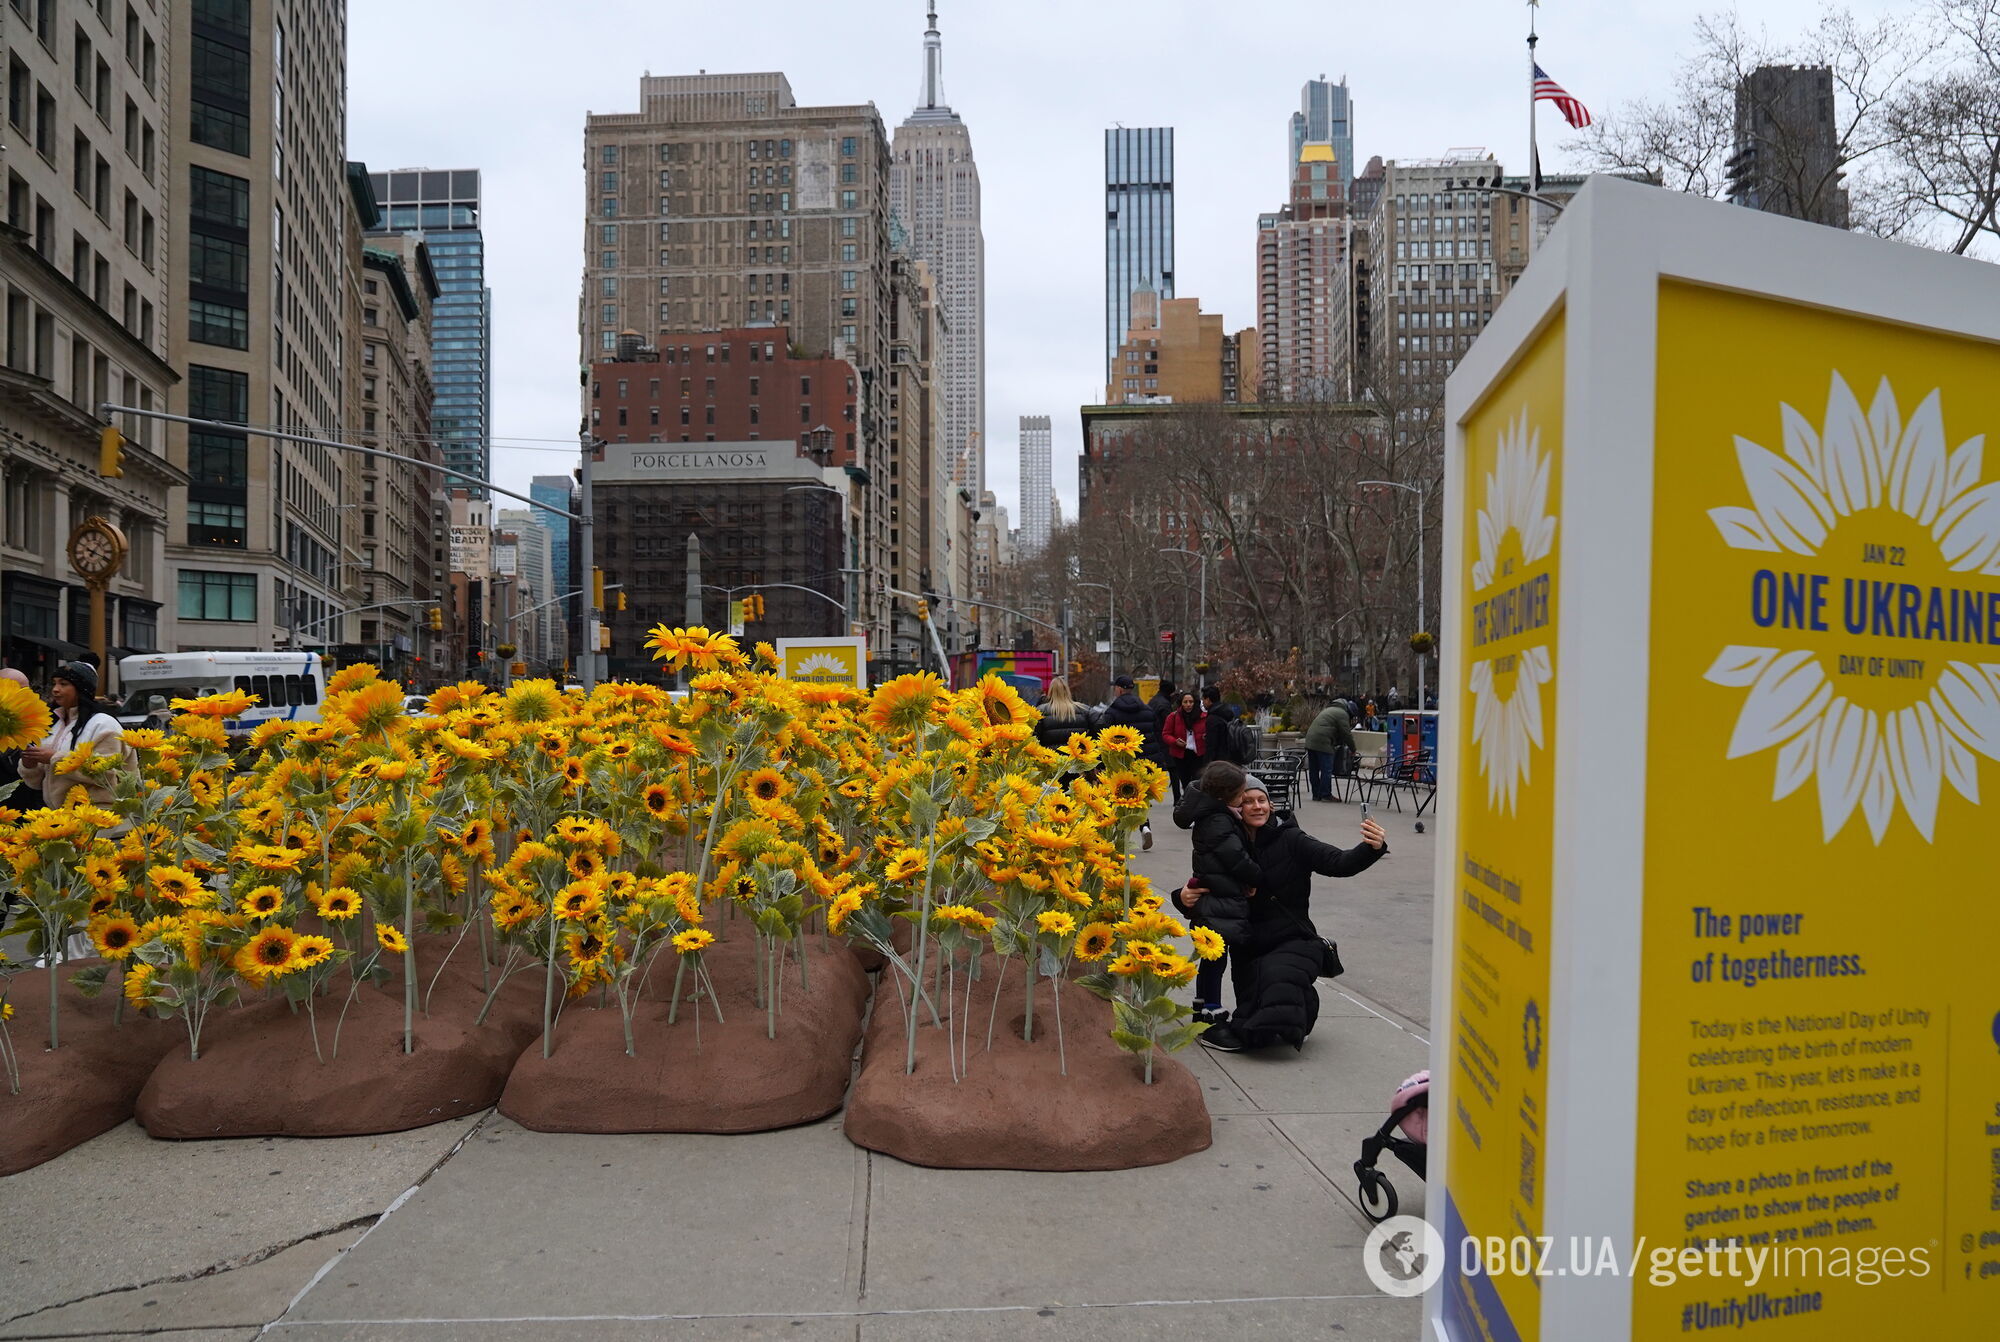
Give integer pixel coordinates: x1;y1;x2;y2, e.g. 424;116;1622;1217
1033;676;1098;750
1302;699;1357;802
1161;690;1208;805
17;660;133;812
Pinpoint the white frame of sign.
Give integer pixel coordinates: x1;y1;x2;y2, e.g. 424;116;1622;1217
1428;175;2000;1341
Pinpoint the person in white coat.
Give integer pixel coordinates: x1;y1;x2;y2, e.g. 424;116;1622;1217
17;660;132;811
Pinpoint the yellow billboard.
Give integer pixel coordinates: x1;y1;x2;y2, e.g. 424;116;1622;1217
775;636;866;688
1441;312;1565;1342
1634;281;1999;1338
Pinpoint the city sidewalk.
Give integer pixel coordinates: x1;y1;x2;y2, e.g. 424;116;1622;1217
0;801;1434;1341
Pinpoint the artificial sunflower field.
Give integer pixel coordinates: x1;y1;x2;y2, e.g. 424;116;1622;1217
0;628;1219;1171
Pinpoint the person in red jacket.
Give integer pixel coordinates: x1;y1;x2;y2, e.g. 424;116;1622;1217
1161;690;1208;805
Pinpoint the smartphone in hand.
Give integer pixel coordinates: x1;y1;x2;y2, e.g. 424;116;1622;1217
1360;801;1372;823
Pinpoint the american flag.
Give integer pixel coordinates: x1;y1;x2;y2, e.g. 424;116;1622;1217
1533;65;1592;129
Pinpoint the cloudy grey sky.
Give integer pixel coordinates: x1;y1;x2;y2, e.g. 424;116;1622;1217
348;0;1899;522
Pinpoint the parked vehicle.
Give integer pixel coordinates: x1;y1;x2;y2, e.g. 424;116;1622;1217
117;652;327;739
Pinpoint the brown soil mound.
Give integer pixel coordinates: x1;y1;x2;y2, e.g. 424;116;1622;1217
499;934;870;1134
843;956;1211;1171
136;973;534;1140
0;960;182;1175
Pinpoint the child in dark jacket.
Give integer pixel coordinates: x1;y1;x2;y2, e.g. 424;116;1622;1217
1172;760;1258;1023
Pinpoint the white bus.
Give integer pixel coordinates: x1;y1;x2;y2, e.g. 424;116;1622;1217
116;651;328;737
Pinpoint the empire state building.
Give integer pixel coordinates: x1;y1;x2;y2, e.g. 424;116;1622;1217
889;4;987;495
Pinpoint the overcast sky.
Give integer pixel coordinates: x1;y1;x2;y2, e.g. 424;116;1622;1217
348;0;1902;523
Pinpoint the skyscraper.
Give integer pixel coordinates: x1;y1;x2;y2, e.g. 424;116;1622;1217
1104;128;1174;381
368;170;492;499
1017;415;1052;557
163;1;353;653
1725;66;1850;229
890;4;986;495
1290;78;1354;193
1257;142;1353;402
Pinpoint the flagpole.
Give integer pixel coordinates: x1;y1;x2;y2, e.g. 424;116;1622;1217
1527;0;1541;258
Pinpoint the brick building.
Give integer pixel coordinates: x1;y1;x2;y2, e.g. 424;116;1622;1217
590;327;859;462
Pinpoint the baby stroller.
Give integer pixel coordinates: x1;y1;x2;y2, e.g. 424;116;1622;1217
1354;1069;1428;1222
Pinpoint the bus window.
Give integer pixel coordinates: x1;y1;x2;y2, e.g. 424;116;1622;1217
235;676;253;694
251;675;269;705
267;675;289;707
299;674;318;705
285;675;303;705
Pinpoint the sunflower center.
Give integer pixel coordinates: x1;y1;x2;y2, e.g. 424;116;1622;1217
1798;510;1949;715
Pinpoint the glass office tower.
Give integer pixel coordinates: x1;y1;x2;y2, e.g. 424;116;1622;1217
368;169;492;497
1104;128;1175;383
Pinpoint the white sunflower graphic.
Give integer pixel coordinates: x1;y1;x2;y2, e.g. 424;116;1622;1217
1469;408;1559;815
1704;372;2000;844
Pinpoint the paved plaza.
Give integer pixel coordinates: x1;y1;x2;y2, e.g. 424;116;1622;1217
1;796;1434;1342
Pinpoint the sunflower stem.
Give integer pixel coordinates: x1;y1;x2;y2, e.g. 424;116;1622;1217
984;953;1009;1052
698;957;724;1024
45;935;59;1052
401;851;416;1054
667;955;689;1025
1022;949;1036;1044
903;829;939;1076
1054;968;1067;1077
540;904;559;1059
765;936;777;1041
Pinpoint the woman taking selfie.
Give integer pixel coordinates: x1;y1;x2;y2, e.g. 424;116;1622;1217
1182;776;1386;1053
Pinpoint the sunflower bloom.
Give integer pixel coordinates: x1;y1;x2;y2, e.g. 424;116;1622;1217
313;886;361;921
376;925;409;953
883;847;926;883
89;913;141;960
292;935;336;969
1190;927;1226;961
0;679;53;751
671;927;716;954
1035;910;1076;937
243;885;285;918
236;925;302;979
172;688;258;718
1075;923;1117;962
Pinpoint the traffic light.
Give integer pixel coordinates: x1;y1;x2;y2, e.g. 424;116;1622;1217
1070;660;1084;676
916;599;930;622
616;591;627;612
592;567;605;609
427;607;443;632
743;594;764;622
98;425;125;478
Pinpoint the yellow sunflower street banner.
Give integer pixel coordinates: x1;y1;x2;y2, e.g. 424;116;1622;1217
776;636;867;688
1432;179;1999;1341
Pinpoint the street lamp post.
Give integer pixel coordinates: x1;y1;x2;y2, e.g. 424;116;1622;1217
1358;479;1428;713
1075;580;1115;688
1158;547;1208;686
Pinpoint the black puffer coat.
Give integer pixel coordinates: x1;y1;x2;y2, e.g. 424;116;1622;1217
1168;789;1259;945
1225;812;1387;1050
1033;704;1097;751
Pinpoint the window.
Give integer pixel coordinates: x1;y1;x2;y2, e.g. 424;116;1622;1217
840;191;857;210
189;299;247;348
841;136;857;157
187;499;246;547
178;570;255;622
839;164;856;184
840;271;856;292
600;224;617;244
601;171;617;191
841;217;857;238
188;232;247;291
601;145;618;164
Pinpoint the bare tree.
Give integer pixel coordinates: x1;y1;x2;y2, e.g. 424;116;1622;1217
1881;0;2000;253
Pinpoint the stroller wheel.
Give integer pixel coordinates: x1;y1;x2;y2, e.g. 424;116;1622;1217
1357;1167;1398;1222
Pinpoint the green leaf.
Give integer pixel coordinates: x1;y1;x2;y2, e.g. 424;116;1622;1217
1142;994;1185;1021
69;962;111;997
1162;1022;1209;1051
1110;1029;1154;1053
1112;1000;1148;1035
1076;971;1118;1002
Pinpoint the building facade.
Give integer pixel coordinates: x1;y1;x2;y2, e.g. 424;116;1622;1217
2;0;180;688
1257;142;1353;402
580;72;895;650
366;168;490;498
589;439;849;680
495;509;557;676
1290;77;1354;198
1726;65;1849;229
1104;127;1174;382
1106;292;1235;405
162;0;352;655
1016;414;1051;557
889;4;984;496
342;226;439;683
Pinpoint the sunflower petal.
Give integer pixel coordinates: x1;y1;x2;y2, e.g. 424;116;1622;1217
1704;646;1778;688
1813;700;1872;842
1932;663;2000;759
1726;651;1831;758
1944;434;1985;504
1884;704;1942;842
1867;376;1903;484
1860;731;1896;844
1938;726;1980;804
1780;402;1823;483
1708;507;1780;552
1735;436;1834;554
1933;481;2000;574
1820;372;1879;515
1772;720;1818;800
1890;387;1948;526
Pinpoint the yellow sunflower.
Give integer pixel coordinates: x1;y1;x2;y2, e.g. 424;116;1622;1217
376;925;409;953
883;847;926;883
1036;910;1076;937
1190;927;1226;961
863;673;948;733
0;679;53;751
742;768;790;803
1075;923;1117;962
236;925;302;979
147;865;207;905
313;886;361;921
171;688;257;718
243;885;285;918
89;913;142;960
671;927;716;954
642;783;674;817
292;935;336;969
